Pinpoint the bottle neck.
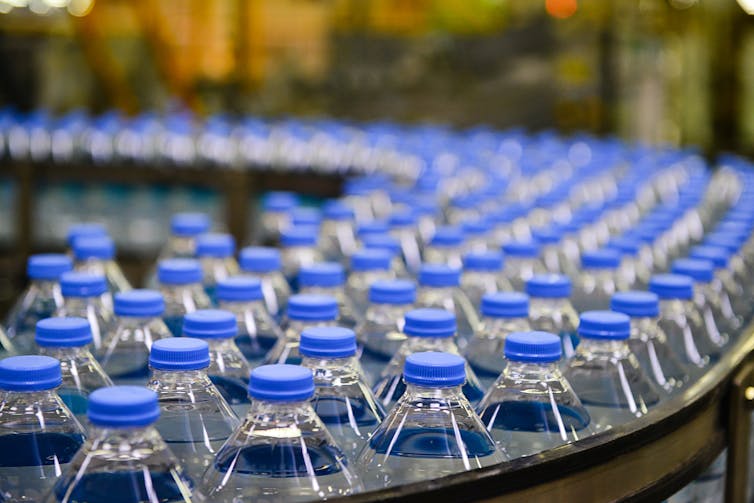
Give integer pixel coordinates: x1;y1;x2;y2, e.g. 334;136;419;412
217;299;267;315
503;360;560;378
405;335;455;351
150;368;210;383
117;315;160;328
575;337;631;356
300;355;361;383
38;345;90;360
403;383;465;400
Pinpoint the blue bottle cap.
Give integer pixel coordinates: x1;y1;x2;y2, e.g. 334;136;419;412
248;364;314;402
368;280;416;305
183;309;238;339
648;274;694;300
35;317;92;347
60;272;107;297
0;355;62;391
263;191;299;212
461;219;491;236
502;240;540;258
525;274;571;298
66;222;108;246
531;226;563;244
581;249;621;269
671;258;714;283
418;264;461;287
389;210;417;228
504;331;562;363
300;326;357;358
357;221;390;238
27;254;73;280
149;338;210;371
689;245;729;269
239;246;281;273
299;262;345;288
170;212;210;237
157;258;202;285
196;233;235;258
87;386;160;428
481;292;529;318
404;308;456;338
216;276;263;302
322;200;354;221
462;251;503;272
716;220;750;234
114;289;165;317
287;294;338;321
704;232;746;253
578;310;631;340
73;236;115;260
610;291;659;318
403;352;466;387
351;249;392;271
430;226;464;247
606;236;641;256
361;233;401;255
280;226;318;247
290;207;323;227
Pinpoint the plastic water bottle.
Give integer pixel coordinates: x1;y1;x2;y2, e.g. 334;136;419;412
531;225;565;273
610;291;689;394
201;364;360;501
465;292;532;388
460;251;508;310
97;289;172;385
461;218;493;253
290;207;323;230
688;245;743;335
606;235;651;289
346;249;395;315
373;308;485;407
648;274;711;374
161;212;211;259
356;280;416;384
388;209;423;274
72;236;132;294
266;294;338;365
257;191;298;245
423;226;465;269
502;240;544;291
216;276;282;365
526;274;580;359
238;246;291;321
356;351;505;489
195;233;239;303
562;311;661;431
416;264;480;344
147;338;240;481
157;258;212;337
35;317;112;424
4;254;72;354
279;226;323;289
361;233;409;277
49;386;201;502
55;272;114;351
298;262;361;330
571;248;623;313
183;310;251;416
476;331;593;458
696;236;749;328
66;222;108;252
300;326;386;461
0;355;86;501
320;200;358;263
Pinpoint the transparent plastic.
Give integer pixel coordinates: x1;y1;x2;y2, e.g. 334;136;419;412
218;299;283;366
199;257;240;303
4;280;64;354
160;284;212;337
627;316;690;394
423;245;463;270
298;285;362;330
266;319;336;366
528;297;580;360
55;296;115;351
160;235;198;259
74;258;132;294
355;303;412;384
391;227;423;274
415;285;480;344
320;220;358;263
259;211;289;245
503;257;545;291
205;339;252;417
345;270;395;316
476;360;594;458
460;271;508;311
657;299;713;373
255;271;291;322
281;245;323;287
465;317;532;388
572;268;620;313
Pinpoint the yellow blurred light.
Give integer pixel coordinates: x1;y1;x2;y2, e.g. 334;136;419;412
546;0;577;19
67;0;92;16
0;2;12;13
738;0;754;14
45;0;69;7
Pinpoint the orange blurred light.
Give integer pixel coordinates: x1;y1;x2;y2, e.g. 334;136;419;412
546;0;578;19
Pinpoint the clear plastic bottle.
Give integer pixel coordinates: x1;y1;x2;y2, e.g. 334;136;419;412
648;274;711;374
610;291;689;394
416;264;480;344
300;326;386;461
4;254;72;354
35;317;112;425
147;338;240;481
0;355;86;501
606;235;651;290
563;311;661;432
689;245;744;336
388;209;423;274
697;235;749;328
320;200;358;263
571;248;623;313
266;294;338;365
460;251;508;311
55;272;114;351
279;226;323;289
201;364;360;501
476;331;593;458
298;262;361;329
423;226;465;269
66;222;108;253
361;233;409;277
257;191;298;245
356;351;505;489
157;258;212;337
355;280;416;384
531;225;565;273
461;218;493;253
465;292;532;388
526;274;580;360
373;308;485;407
346;248;395;315
97;289;172;385
161;212;211;259
72;236;132;294
502;240;545;291
49;386;202;502
183;310;251;417
238;246;291;321
195;233;239;303
216;276;283;366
